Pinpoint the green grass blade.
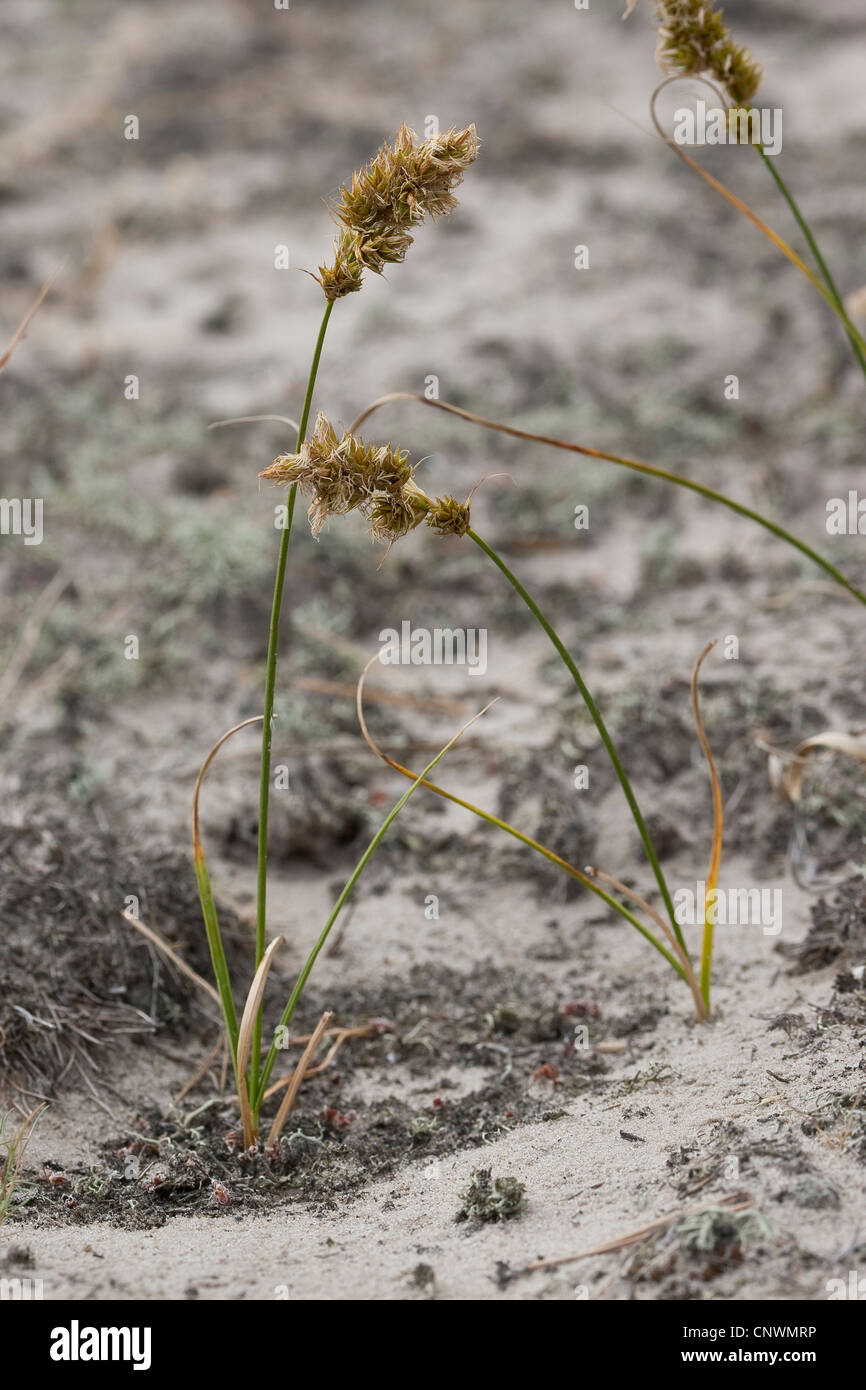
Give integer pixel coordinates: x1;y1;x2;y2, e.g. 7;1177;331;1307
256;700;496;1101
467;528;685;952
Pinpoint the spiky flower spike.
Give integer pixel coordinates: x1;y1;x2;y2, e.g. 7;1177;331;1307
337;122;479;233
654;1;762;107
424;494;473;538
317;122;479;300
261;412;412;537
316;230;365;302
367;488;428;544
366;480;474;545
260;416;474;545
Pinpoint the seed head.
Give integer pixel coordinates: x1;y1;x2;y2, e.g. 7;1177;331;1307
337;122;479;234
260;417;474;548
654;1;762;106
316;122;479;299
260;412;412;537
425;494;472;538
317;230;365;302
367;488;428;544
369;481;473;545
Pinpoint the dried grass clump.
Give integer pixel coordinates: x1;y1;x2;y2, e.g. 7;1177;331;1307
787;877;866;976
0;819;245;1093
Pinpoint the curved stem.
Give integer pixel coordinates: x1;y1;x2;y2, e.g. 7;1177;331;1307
354;660;686;979
253;299;333;1106
467;528;685;953
349;393;866;609
258;700;496;1098
755;145;866;382
192;716;264;1080
649;77;866;363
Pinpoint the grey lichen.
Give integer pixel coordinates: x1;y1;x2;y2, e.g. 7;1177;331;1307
676;1205;774;1256
456;1168;526;1224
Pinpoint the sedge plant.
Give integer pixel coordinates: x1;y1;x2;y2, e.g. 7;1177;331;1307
196;84;865;1133
247;106;865;1059
193;123;486;1142
337;389;865;1014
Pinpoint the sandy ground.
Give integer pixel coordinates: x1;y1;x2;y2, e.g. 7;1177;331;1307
10;904;866;1302
2;0;866;1301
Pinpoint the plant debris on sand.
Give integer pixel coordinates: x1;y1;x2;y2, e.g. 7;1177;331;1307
785;877;866;974
18;961;660;1229
0;818;247;1094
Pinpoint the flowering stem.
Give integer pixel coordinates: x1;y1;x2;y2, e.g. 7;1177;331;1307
467;528;686;954
755;145;866;382
252;299;333;1107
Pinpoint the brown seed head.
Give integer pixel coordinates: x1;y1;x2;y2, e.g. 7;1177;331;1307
261;418;474;547
367;488;428;544
260;413;413;537
317;230;365;302
316;122;479;299
336;122;479;234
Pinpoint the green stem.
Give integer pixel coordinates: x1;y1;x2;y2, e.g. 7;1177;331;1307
756;145;866;382
252;299;334;1106
258;711;485;1100
193;853;240;1085
372;751;685;976
467;528;686;954
701;922;714;1013
352;396;866;610
597;448;866;608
